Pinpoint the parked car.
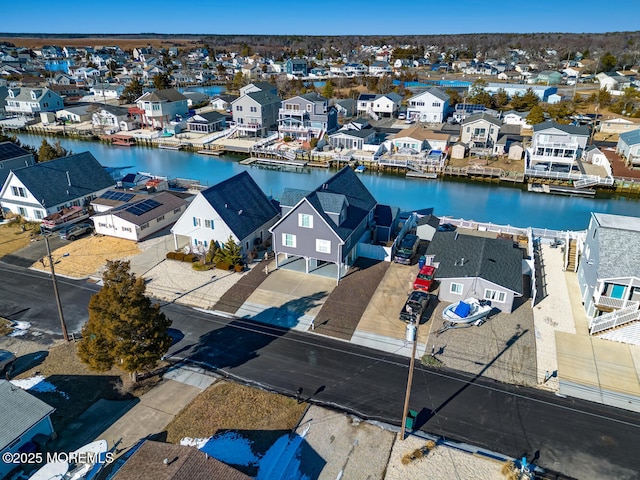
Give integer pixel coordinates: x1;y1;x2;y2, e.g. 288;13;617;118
394;234;419;264
397;113;406;120
0;349;16;375
399;291;430;323
413;265;436;291
438;223;457;232
59;222;93;241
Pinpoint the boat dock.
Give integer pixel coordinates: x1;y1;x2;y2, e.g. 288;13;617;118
240;157;308;168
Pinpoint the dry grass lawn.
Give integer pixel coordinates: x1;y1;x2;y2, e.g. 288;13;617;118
165;381;307;455
31;235;141;278
0;221;37;258
14;341;164;432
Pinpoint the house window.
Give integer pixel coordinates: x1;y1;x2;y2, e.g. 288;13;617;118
11;186;26;197
173;208;181;214
18;207;27;217
282;233;296;248
250;106;257;112
35;210;44;220
205;219;214;229
141;223;149;230
316;239;331;254
450;282;463;295
193;217;201;227
306;105;312;112
236;105;243;111
298;213;313;228
156;215;165;222
484;289;506;303
122;226;132;232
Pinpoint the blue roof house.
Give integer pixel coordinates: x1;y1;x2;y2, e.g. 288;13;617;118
617;130;640;167
0;152;115;222
170;171;280;256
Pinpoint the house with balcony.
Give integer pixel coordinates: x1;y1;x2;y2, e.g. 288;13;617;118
0;152;115;222
133;88;189;130
356;93;402;119
577;212;640;345
616;130;640;167
92;105;139;134
368;61;392;77
231;90;281;138
526;121;589;171
460;113;502;154
278;93;337;142
4;87;63;117
328;128;376;150
406;88;450;123
285;58;308;77
269;166;377;284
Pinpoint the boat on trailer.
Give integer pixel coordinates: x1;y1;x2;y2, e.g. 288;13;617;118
442;297;492;324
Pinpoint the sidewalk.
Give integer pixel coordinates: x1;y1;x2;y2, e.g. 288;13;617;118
96;366;215;456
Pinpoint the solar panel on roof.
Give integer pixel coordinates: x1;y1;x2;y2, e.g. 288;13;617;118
125;199;161;216
100;190;136;202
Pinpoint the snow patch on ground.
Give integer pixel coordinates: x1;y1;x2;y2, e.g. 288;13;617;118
11;375;69;399
8;321;31;337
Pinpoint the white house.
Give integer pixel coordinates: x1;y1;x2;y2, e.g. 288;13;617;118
0;381;55;480
527;121;590;170
600;117;640;135
502;110;529;127
357;93;402;119
92;191;187;241
617;130;640;167
92;105;138;134
0;152;115;222
171;171;279;257
134;88;189;130
406;88;450;123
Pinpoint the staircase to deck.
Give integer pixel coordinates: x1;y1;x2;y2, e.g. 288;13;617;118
367;107;379;121
565;239;578;272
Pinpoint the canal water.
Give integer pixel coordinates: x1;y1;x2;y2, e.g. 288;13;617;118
12;133;640;231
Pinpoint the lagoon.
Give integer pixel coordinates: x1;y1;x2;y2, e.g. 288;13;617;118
13;133;640;231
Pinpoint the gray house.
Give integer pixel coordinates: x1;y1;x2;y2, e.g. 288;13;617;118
0;380;55;479
0;141;35;187
187;111;226;133
270;166;377;283
328;128;376;150
278;93;338;141
460;113;503;152
577;212;640;345
231;90;282;137
426;232;524;312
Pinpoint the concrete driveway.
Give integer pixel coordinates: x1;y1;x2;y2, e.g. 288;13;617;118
1;234;68;268
235;267;337;331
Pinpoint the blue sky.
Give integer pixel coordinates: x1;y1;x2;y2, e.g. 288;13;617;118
3;0;639;35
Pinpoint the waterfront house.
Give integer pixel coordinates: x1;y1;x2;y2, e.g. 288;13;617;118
90;83;125;100
210;93;238;112
111;440;252;480
0;381;55;480
92;191;187;241
239;82;277;96
0;142;35;186
328;128;376;150
460;113;502;153
0;152;115;222
285;58;308;77
406;88;450;123
134;88;189;130
390;127;450;154
231;90;282;138
4;87;63;117
171;171;279;256
577;212;640;345
92;105;138;134
55;105;93;123
527;121;589;171
356;93;402;119
616;130;640;167
269;166;377;284
278;93;338;142
426;232;524;313
187;111;226;133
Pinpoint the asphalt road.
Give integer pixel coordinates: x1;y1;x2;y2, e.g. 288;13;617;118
2;263;640;479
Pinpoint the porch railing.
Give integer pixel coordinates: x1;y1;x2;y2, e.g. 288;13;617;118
593;291;639;310
590;302;640;335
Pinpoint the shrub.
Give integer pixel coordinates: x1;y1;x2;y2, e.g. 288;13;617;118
216;261;231;271
425;440;436;451
234;264;244;272
166;251;177;260
283;136;293;142
192;262;215;271
184;254;197;263
174;252;185;262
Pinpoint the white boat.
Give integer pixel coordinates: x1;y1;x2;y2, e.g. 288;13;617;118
66;440;109;480
28;461;68;480
354;165;366;173
442;297;492;324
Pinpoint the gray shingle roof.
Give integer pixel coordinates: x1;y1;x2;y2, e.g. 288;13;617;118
594;213;640;279
426;232;523;294
462;113;503;127
201;171;279;240
245;90;281;106
330;128;376;139
137;88;187;103
532;120;589;136
95;191;186;226
280;188;311;207
10;152;115;207
0;141;31;162
0;380;55;451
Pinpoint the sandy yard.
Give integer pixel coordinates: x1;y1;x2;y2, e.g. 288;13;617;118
30;235;140;278
0;221;36;257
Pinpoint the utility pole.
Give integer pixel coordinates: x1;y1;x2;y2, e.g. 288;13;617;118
44;235;69;341
400;322;418;439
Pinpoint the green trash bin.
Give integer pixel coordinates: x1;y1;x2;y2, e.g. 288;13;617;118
405;409;418;430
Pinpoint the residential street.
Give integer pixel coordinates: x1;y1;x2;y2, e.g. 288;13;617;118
2;263;640;479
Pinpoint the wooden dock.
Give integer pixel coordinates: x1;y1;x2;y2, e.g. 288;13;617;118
406;171;438;179
241;157;308;168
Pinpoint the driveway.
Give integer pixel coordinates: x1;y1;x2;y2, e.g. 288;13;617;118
1;234;68;268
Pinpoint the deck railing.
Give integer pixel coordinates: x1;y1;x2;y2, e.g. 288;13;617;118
590;302;640;335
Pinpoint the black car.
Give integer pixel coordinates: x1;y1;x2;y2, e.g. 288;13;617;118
438;223;457;232
399;291;430;323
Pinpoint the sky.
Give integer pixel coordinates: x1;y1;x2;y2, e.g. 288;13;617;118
2;0;640;36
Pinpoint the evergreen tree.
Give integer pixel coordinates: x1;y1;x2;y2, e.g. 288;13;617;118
491;89;510;109
153;72;172;90
321;80;335;99
37;139;70;162
78;260;172;380
213;236;243;266
120;78;143;104
526;105;546;125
